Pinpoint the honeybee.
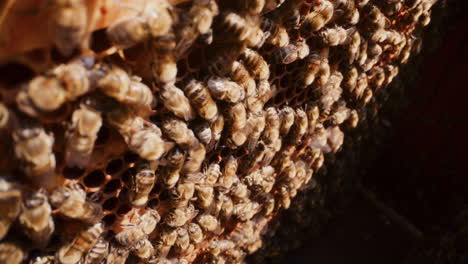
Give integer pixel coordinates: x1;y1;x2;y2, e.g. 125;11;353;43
295;41;310;60
214;12;251;43
247;80;271;114
106;0;173;49
420;11;432;27
210;115;224;150
301;0;334;36
364;5;388;30
107;108;165;160
383;65;399;86
305;104;320;133
115;223;146;247
247;111;266;152
299;52;322;86
49;0;88;56
278;185;291;209
246;25;267;49
229;102;247;133
165;204;198;228
160;147;184;188
207;77;245;104
230;180;250;200
245;166;275;193
220;196;234;220
233;200;261;221
326;126;344;153
279;106;295;135
361;88;373;107
159;83;196;121
176;0;219;57
368;67;385;90
263;0;286;13
132;238;154;260
97;66;154;110
174;227;190;253
65;104;102;168
318;26;350;46
288;108;308;143
195;185;214;209
342;65;358;94
151;51;177;84
162;118;199;149
196;214;219;233
0;242;25;264
216;156;237;191
58;223;104;264
354;72;368;100
138;209;161;236
0;179;21;240
106;243;130;264
316;58;331;87
230;61;256;98
182;78;219;123
240;48;270;81
85;239;109;264
195;122;212;146
273;44;298;65
329;102;351;126
19;190;54;246
187;223;204;244
259;192;275;216
128;163;156;206
50;183;102;224
261;17;289;47
262;107;280;145
29;255;56;264
170;181;195;208
0;103;9;130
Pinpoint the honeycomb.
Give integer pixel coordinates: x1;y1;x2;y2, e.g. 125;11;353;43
0;0;438;263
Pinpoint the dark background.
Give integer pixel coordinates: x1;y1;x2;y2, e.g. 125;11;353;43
284;1;468;263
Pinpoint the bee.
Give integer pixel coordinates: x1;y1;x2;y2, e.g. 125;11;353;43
214;12;251;43
15;78;63;116
420;11;432;27
288;108;308;142
247;80;271;114
170;181;195;208
200;29;214;45
85;239;109;264
162;118;199;149
261;17;289;47
246;25;267;49
262;107;280;145
346;31;361;64
240;48;270;81
106;0;173;49
364;5;388;30
258;192;275;216
220;195;234;220
207;77;245;104
383;65;399;86
29;255;56;264
138;209;161;236
210;115;224;150
107;108;165;160
58;223;104;264
204;163;220;185
278;185;291;209
0;179;21;240
247;111;266;152
326;126;344;153
49;0;88;56
318;26;350;46
165;203;198;228
357;0;370;8
233;200;261;221
299;52;322;86
151;49;177;84
230;180;250;200
174;227;190;253
182;78;219;123
97;66;154;110
0;103;9;130
132;239;154;260
342;65;359;95
115;223;146;248
159;83;196;121
194;122;212;146
279;106;295;135
176;0;219;57
195;184;214;209
19;189;54;246
316;58;331;87
128;163;156;206
305;104;320;133
263;0;286;13
245;166;275;193
230;61;256;98
196;214;219;233
361;88;373;107
160;147;185;188
231;0;265;15
50;183;102;224
368;67;386;90
216;156;238;191
187;223;204;244
106;243;130;264
0;242;25;264
229;102;247;132
273;44;298;64
65;104;102;168
329;102;351;126
301;0;334;36
156;226;178;256
262;138;281;166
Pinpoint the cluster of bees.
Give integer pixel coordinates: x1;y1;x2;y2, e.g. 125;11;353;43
0;0;437;263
